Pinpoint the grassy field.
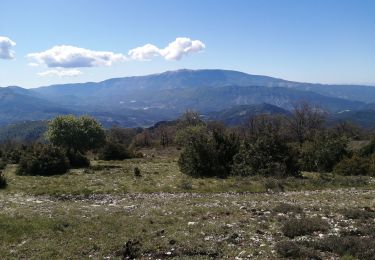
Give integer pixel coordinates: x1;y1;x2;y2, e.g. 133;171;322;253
1;148;375;259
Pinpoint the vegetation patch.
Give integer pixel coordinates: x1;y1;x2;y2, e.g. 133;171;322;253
275;240;320;259
311;235;375;259
273;203;303;215
0;172;7;189
16;144;70;176
281;217;329;238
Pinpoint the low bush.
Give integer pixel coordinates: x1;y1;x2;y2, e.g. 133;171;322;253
134;167;141;177
0;172;7;189
275;240;320;259
299;134;349;172
99;142;133;161
360;137;375;156
341;208;375;220
0;159;7;170
333;155;374;176
178;126;240;178
118;239;142;259
281;217;329;238
3;146;25;164
312;235;375;259
273;203;303;214
66;150;90;168
232;134;300;177
17;144;70;176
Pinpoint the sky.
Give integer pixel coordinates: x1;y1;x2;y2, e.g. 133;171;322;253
1;0;375;88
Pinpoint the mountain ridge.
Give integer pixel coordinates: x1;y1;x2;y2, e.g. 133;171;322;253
1;69;375;127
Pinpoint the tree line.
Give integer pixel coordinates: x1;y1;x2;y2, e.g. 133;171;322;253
1;101;375;189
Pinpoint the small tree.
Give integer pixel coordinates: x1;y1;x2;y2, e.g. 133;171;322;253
178;126;240;178
299;133;349;172
333;155;374;176
107;127;138;147
17;144;70;176
99;142;133;161
232;133;300;177
361;136;375;156
46;115;106;153
287;102;326;145
177;110;205;130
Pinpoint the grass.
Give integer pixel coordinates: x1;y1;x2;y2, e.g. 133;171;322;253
1;148;374;196
1;188;374;259
0;147;375;259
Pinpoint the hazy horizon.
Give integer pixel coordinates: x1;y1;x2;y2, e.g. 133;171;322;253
2;68;375;90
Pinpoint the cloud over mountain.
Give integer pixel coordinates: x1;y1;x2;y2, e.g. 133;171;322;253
27;37;205;77
0;36;16;59
128;37;205;61
27;45;126;68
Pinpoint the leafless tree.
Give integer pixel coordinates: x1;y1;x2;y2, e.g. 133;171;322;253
287;101;326;144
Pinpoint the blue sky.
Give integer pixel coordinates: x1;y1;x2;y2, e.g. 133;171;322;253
1;0;374;88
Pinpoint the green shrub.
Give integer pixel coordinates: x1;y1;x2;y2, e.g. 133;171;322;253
281;217;329;238
134;167;141;177
232;134;300;177
0;159;7;170
273;203;303;214
333;155;374;176
312;235;375;259
178;126;240;178
47;115;106;153
66;150;90;168
0;172;7;189
99;142;133;161
17;144;70;176
275;240;320;259
299;134;349;172
118;240;142;259
3;146;25;164
360;137;375;156
341;208;375;220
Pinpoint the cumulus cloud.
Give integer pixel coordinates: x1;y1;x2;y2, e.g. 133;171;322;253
27;37;205;77
0;36;16;59
161;37;205;60
128;37;205;61
128;44;160;61
38;69;82;77
28;45;126;68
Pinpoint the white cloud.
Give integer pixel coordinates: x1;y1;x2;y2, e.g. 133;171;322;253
128;37;205;61
128;44;160;61
160;37;205;60
28;45;126;68
27;37;205;77
38;69;82;77
0;36;16;59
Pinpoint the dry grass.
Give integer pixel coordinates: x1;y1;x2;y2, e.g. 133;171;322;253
0;148;374;259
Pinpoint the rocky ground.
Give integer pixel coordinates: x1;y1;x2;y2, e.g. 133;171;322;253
1;188;374;259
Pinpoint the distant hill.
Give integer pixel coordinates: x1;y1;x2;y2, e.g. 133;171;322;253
333;109;375;129
1;69;375;127
0;120;47;143
33;69;375;106
0;87;74;126
207;103;289;126
31;69;366;114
